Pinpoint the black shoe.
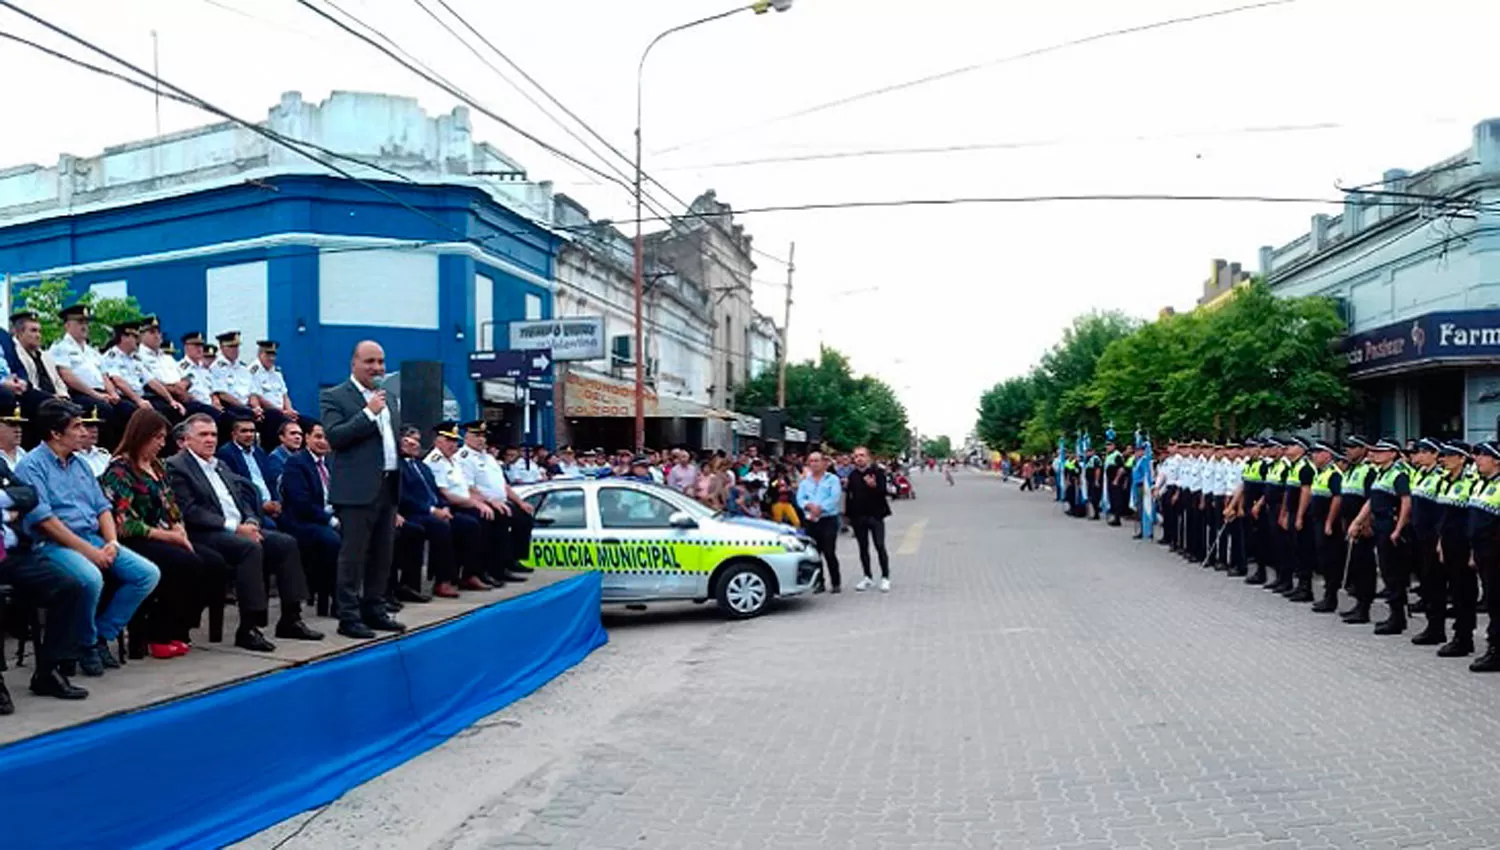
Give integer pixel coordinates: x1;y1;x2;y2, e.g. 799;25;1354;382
275;620;325;641
363;612;407;633
1373;618;1406;636
384;598;405;613
1342;608;1371;624
1411;627;1446;646
0;680;12;715
1311;597;1338;613
504;570;531;582
1107;519;1121;527
1131;533;1143;540
1470;648;1500;672
510;564;535;574
77;647;104;677
235;627;277;652
1245;570;1266;585
1375;587;1391;600
1227;567;1247;578
30;667;88;700
1438;636;1475;658
395;586;432;604
830;585;842;594
338;621;377;639
94;638;121;670
1286;588;1315;603
485;573;511;588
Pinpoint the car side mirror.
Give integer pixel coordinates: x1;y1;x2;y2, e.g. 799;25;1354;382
668;511;698;530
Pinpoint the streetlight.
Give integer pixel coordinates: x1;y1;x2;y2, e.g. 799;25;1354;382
633;0;793;451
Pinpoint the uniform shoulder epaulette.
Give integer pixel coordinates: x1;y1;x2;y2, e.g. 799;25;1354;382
425;448;444;463
457;447;471;459
248;363;262;374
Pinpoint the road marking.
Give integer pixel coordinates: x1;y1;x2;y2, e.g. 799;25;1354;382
896;519;927;556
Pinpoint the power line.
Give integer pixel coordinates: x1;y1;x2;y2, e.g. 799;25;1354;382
653;0;1299;157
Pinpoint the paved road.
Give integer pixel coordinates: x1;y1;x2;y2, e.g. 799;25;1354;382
242;471;1500;850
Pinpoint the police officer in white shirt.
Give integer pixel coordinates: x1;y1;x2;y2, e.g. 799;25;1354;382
133;315;189;421
211;331;257;424
425;421;528;586
101;322;161;421
0;405;28;471
76;408;112;478
1154;442;1180;551
249;339;299;451
457;421;536;577
504;444;545;486
179;333;224;424
50;303;131;445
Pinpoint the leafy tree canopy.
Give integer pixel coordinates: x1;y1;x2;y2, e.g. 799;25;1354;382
16;279;145;348
738;345;910;456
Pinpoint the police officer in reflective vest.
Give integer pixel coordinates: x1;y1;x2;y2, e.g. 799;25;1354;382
1253;439;1288;590
1339;436;1378;623
1104;439;1124;526
1350;438;1413;635
1304;441;1345;612
1241;440;1272;585
1427;440;1479;657
1279;437;1317;601
1407;438;1448;644
1084;446;1103;520
1466;441;1500;671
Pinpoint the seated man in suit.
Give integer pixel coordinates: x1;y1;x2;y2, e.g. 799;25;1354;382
269;419;303;466
217;415;282;529
397;424;474;598
167;413;321;651
9;310;72;447
277;419;340;617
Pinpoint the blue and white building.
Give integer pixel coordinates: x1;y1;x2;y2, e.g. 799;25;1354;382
0;91;561;445
1262;118;1500;444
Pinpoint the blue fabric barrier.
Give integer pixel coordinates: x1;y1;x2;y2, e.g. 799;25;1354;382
0;573;607;849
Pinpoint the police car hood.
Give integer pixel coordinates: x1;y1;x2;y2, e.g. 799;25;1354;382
717;515;809;539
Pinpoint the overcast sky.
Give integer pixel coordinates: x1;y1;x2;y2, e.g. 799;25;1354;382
1;0;1495;440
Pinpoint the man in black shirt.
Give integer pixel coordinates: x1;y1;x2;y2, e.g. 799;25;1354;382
846;447;893;592
1281;437;1317;602
1429;441;1478;657
1407;438;1447;644
1351;438;1413;635
1084;446;1103;520
1467;441;1500;671
1339;436;1377;623
1304;441;1344;612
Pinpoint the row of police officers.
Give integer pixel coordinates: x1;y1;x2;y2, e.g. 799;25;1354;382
1150;435;1500;672
1;305;300;449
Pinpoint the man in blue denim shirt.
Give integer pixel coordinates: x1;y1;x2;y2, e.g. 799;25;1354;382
15;399;160;677
797;451;845;592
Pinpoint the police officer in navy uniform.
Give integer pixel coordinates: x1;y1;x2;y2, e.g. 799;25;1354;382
1084;445;1103;520
1338;436;1378;622
1465;441;1500;671
1407;438;1448;643
1103;438;1125;526
1278;437;1316;602
1428;440;1479;657
1350;438;1413;635
1304;440;1345;612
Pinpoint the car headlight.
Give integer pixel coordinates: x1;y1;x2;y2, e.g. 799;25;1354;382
779;534;808;553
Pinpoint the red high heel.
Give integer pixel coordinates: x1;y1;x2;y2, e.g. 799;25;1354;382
168;641;191;655
149;643;183;659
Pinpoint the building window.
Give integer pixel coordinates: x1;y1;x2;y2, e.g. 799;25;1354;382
89;280;128;300
206;261;268;344
319;249;438;329
476;273;495;350
525;293;543;321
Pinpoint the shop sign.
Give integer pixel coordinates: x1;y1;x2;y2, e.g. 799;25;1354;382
1343;308;1500;376
509;317;606;361
563;370;657;418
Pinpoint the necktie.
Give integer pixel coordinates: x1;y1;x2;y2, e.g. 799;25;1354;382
28;349;53;394
317;456;329;493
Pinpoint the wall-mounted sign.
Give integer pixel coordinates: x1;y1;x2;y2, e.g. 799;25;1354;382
1344;308;1500;377
563;369;657;418
508;317;605;361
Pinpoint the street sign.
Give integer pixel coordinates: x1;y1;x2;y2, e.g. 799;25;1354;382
468;349;552;383
508;316;606;361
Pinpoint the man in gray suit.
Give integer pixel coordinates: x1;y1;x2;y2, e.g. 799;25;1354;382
321;340;405;639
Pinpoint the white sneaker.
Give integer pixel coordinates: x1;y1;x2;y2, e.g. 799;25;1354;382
854;577;874;592
879;578;891;593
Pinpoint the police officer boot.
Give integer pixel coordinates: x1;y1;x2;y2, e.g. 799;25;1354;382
1341;602;1371;624
1287;576;1315;603
1469;645;1500;672
1438;633;1474;658
1373;606;1406;635
1411;618;1447;646
1244;566;1266;585
1311;586;1339;613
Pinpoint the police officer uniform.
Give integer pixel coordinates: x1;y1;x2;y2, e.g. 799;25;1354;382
1104;442;1125;526
178;332;224;424
456;423;535;578
1306;441;1345;612
1157;444;1180;549
50;303;133;443
1230;440;1261;577
1427;441;1479;656
0;405;28;471
248;340;297;450
1466;440;1500;672
1084;449;1104;520
1204;445;1227;569
1280;438;1317;602
1407;438;1448;640
1363;438;1414;635
1258;442;1290;592
425;423;509;589
211;331;256;422
102;322;152;411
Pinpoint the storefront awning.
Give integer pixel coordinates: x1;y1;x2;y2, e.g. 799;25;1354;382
561;367;716;419
1345;308;1500;378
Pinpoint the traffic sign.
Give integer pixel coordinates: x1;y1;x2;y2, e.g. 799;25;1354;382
468;349;552;383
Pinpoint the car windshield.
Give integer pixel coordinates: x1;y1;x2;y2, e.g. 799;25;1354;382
611;482;716;519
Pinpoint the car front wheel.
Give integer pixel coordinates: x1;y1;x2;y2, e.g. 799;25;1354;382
716;562;773;619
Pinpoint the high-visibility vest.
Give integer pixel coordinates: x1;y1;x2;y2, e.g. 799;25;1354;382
1311;463;1339;498
1371;460;1411;496
1266;458;1290;486
1243;460;1264;483
1411;464;1444;502
1343;461;1375;497
1287;457;1312;487
1438;469;1478;507
1469;474;1500;515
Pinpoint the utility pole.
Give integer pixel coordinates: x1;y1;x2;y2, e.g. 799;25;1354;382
777;241;794;408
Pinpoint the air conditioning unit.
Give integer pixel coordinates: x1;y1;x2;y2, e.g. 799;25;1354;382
611;334;634;368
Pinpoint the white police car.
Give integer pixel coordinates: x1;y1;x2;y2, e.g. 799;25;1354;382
516;478;820;618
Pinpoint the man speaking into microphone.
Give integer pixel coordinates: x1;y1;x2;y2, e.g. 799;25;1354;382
321;341;405;639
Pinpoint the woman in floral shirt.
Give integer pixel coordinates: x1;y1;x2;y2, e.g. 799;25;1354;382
99;409;231;658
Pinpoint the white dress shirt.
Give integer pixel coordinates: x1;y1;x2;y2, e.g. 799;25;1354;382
51;333;107;390
459;447;510;500
143;345;184;384
353;375;398;471
193;451;243;531
425;448;473;500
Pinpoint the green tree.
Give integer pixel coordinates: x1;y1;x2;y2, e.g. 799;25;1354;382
920;435;953;459
974;375;1034;451
1030;311;1140;438
737;345;910;456
16;278;145;347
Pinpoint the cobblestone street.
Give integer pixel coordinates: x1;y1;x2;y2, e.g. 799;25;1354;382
244;472;1500;850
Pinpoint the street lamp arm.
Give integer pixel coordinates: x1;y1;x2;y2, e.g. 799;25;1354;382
637;6;750;129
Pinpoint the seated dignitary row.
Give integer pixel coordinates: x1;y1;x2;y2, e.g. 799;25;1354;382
0;402;536;715
1;305;300;451
1154;435;1500;674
